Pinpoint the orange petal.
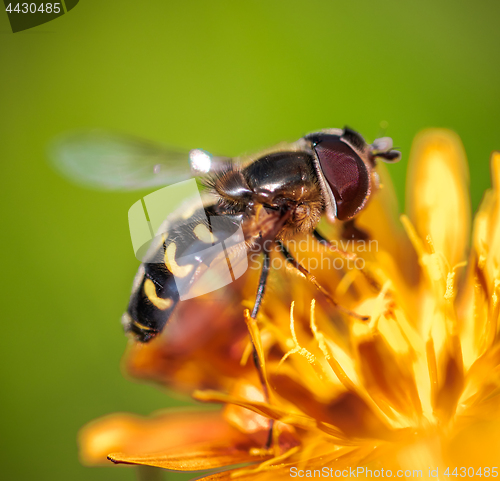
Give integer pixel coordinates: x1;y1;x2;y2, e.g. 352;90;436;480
79;409;246;466
406;129;470;268
194;389;319;432
433;349;465;422
271;373;393;440
477;151;500;295
459;153;500;365
224;382;269;435
357;163;420;288
200;466;290;480
201;443;383;480
356;334;422;420
200;460;304;480
107;440;271;470
459;342;500;415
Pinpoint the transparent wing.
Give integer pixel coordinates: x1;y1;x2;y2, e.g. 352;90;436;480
49;130;232;191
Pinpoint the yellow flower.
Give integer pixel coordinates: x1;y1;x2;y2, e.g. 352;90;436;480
79;130;500;480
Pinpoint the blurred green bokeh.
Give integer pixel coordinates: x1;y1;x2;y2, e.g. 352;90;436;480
1;1;499;480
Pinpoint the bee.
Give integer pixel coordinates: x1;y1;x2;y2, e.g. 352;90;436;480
51;127;400;342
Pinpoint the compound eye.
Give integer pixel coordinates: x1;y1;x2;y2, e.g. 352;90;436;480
314;138;370;221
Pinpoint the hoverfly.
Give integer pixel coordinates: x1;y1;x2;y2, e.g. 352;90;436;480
51;127;400;342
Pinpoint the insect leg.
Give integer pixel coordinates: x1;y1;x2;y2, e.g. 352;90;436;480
276;240;369;321
249;249;274;449
251;249;271;319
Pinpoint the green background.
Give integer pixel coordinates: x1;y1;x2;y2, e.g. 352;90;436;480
1;1;499;480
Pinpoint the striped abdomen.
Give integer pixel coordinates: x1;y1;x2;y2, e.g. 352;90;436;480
122;204;243;342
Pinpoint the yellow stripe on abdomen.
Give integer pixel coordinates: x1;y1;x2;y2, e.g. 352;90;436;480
144;278;174;310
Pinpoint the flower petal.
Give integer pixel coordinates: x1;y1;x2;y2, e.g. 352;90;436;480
271;373;394;440
357;163;420;287
458;153;500;366
194;389;318;432
483;152;500;279
200;443;384;480
471;152;500;301
79;409;246;466
355;332;422;420
406;129;470;269
107;440;271;470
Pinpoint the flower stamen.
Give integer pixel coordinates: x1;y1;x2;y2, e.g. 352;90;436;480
277;301;326;380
